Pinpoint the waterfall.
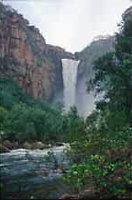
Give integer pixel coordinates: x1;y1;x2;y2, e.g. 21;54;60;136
62;59;80;111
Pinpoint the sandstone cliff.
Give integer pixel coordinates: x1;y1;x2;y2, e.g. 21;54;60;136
0;3;73;102
75;35;115;80
75;36;115;117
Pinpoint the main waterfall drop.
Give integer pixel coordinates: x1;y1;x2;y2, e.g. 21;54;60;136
62;59;80;111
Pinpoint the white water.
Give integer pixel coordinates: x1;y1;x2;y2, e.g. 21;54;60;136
62;59;80;111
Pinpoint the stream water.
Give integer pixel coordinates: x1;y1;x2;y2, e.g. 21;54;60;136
0;145;72;199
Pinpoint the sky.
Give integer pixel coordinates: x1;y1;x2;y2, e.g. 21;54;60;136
3;0;132;53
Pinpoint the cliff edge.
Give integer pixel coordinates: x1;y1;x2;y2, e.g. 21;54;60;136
0;3;73;102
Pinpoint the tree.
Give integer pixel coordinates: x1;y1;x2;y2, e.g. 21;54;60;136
88;9;132;127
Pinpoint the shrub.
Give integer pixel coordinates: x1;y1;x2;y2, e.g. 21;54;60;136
0;78;31;109
65;152;132;198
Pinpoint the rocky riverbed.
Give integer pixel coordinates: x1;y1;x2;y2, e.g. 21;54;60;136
0;145;73;199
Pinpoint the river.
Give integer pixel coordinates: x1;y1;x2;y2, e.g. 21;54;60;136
0;145;73;199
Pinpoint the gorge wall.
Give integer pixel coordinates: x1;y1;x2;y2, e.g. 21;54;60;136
75;36;115;116
0;3;74;102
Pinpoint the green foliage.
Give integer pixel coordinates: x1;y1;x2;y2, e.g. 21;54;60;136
66;121;132;163
66;139;95;164
64;163;89;193
65;9;132;199
0;100;85;143
65;149;132;198
0;78;86;143
1;103;64;143
62;106;86;142
66;109;132;164
0;78;34;109
88;153;132;198
86;111;132;152
0;77;86;144
87;10;132;124
0;107;9;137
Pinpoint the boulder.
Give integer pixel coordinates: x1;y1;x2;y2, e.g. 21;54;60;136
0;143;10;153
3;140;13;150
12;141;19;149
23;142;32;149
32;141;45;149
47;144;52;148
78;189;98;199
59;194;72;200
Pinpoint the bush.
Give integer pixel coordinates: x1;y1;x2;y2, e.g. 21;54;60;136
86;153;132;198
0;107;9;139
64;163;89;193
62;106;86;142
0;78;32;109
65;151;132;198
2;103;63;143
65;126;132;198
1;103;85;143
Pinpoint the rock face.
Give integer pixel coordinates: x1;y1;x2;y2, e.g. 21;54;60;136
76;35;115;79
0;3;73;102
123;6;132;20
75;36;115;117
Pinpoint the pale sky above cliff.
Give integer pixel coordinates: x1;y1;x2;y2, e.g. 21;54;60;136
4;0;132;52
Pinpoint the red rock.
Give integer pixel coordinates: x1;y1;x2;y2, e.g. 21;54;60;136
0;3;73;102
